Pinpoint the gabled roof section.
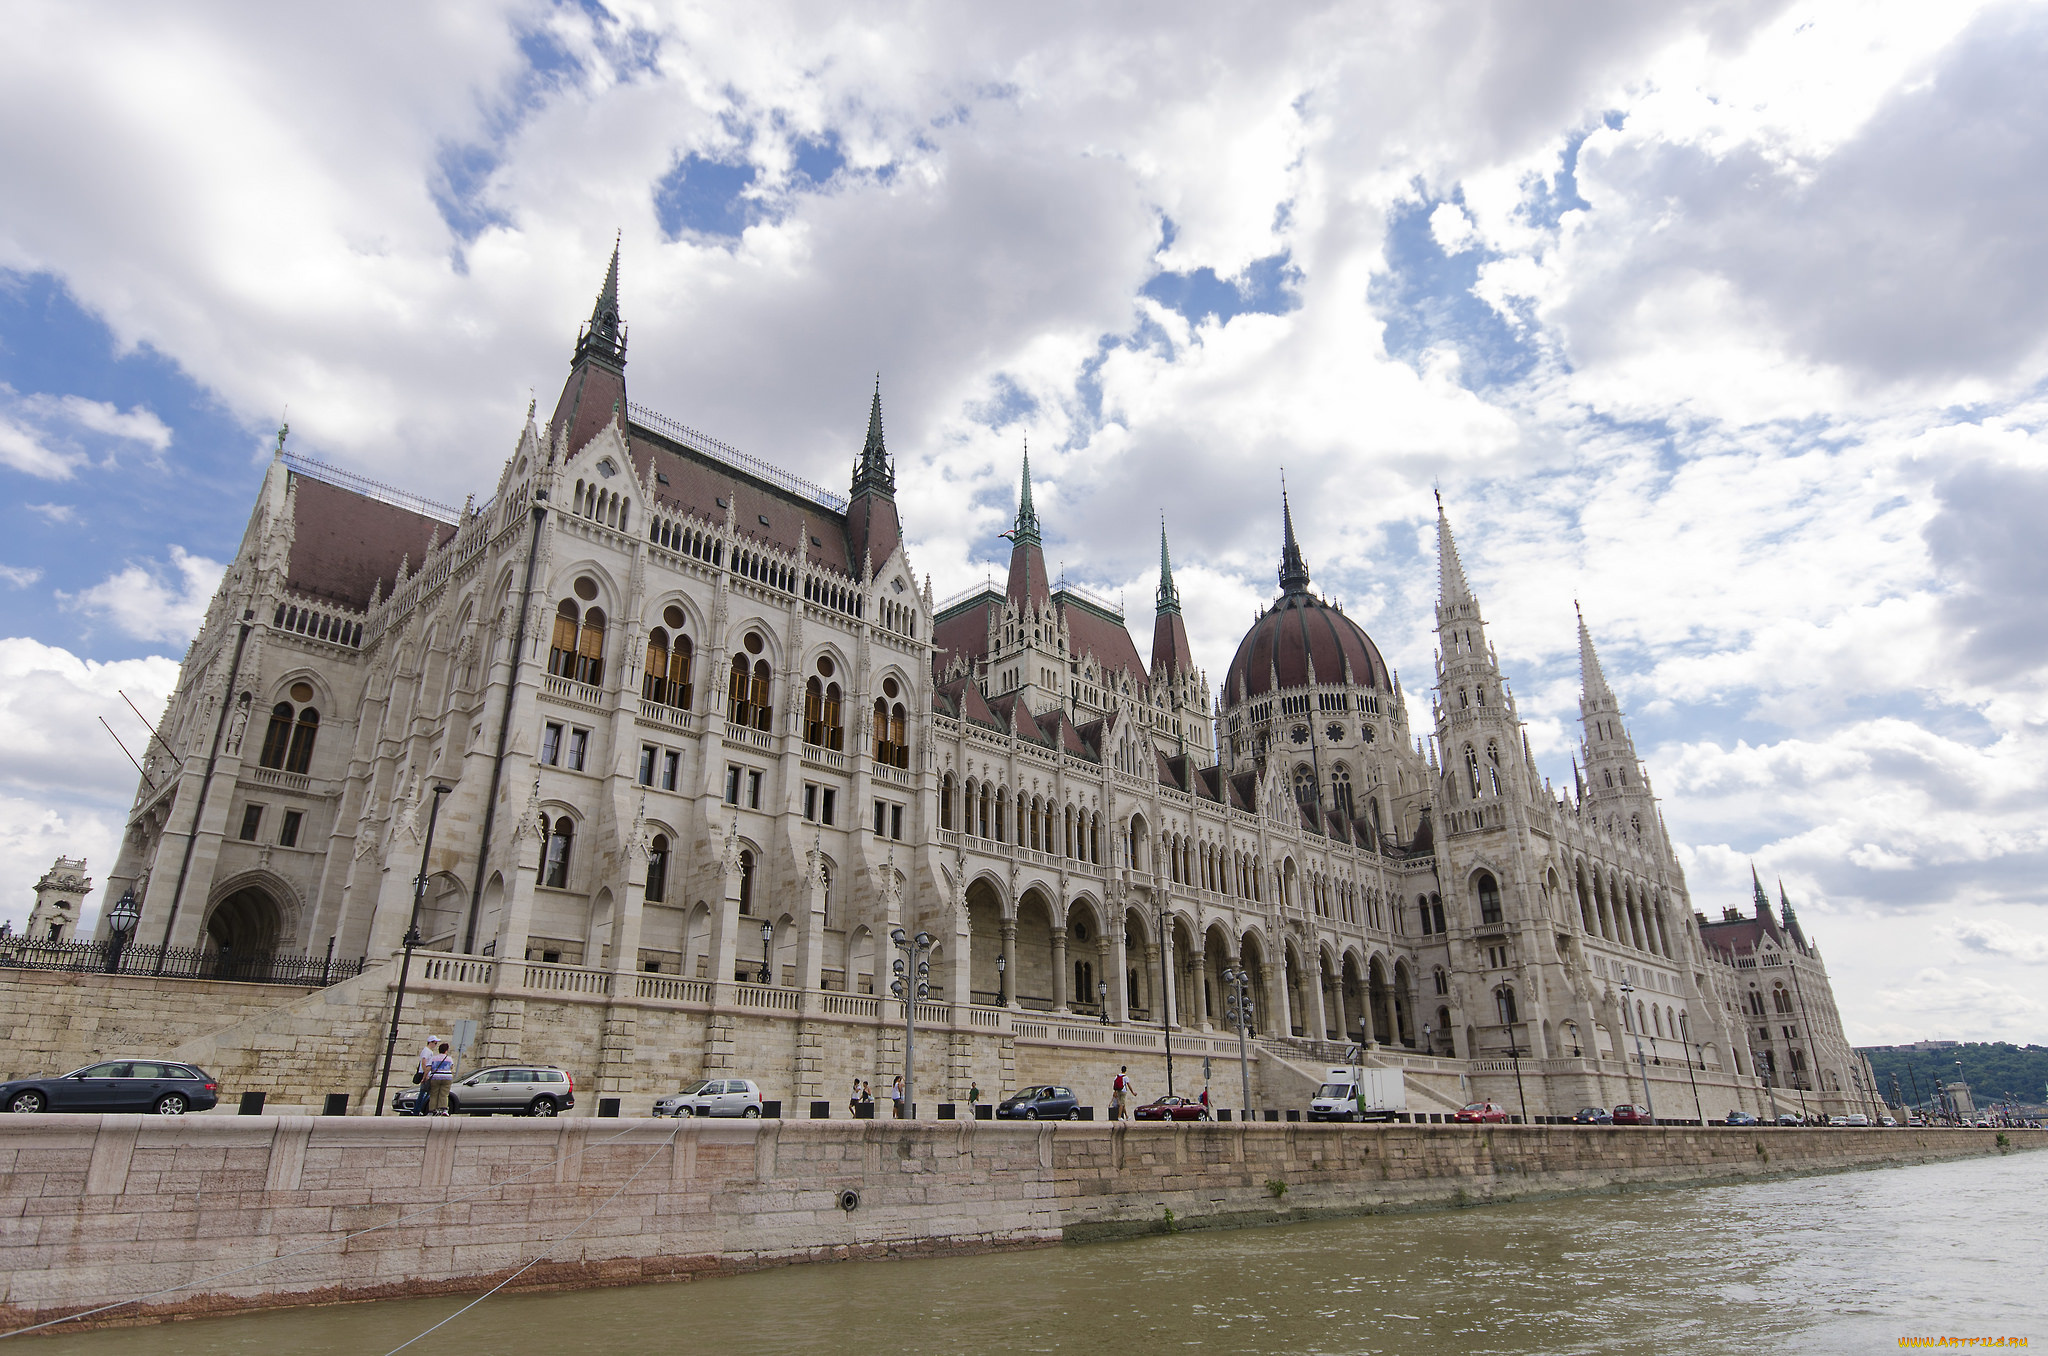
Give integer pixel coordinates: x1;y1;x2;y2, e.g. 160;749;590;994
285;474;455;611
626;419;854;577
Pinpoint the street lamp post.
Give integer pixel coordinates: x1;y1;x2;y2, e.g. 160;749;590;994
1686;1042;1705;1126
890;928;932;1120
758;919;773;985
376;785;453;1116
1501;1034;1530;1126
1618;982;1657;1125
1098;979;1109;1026
1221;965;1254;1119
102;888;140;974
1156;900;1176;1098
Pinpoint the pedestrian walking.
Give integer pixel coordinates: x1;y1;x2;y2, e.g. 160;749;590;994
425;1042;456;1116
1199;1084;1211;1120
412;1034;441;1115
968;1081;981;1114
849;1076;861;1118
891;1075;905;1119
1111;1066;1131;1120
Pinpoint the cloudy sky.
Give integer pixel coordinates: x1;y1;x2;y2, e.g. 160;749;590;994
4;1;2046;1044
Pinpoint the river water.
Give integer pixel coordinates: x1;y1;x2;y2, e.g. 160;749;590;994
27;1148;2045;1354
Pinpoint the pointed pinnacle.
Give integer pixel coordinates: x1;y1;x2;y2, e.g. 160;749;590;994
1577;606;1615;704
1156;515;1180;614
1278;481;1311;594
1436;496;1472;611
1013;437;1041;546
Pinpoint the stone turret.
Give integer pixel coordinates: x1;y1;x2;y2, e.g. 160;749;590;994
27;857;91;943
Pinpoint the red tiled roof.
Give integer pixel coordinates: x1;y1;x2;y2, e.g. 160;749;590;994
286;475;454;611
626;426;855;578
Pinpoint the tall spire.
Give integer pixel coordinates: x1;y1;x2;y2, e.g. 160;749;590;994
1577;601;1614;703
1752;864;1774;922
1278;479;1311;594
1156;517;1181;615
572;233;627;370
1435;490;1473;612
1012;438;1042;549
852;374;894;498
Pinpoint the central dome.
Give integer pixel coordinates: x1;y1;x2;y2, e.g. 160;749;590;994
1224;491;1391;702
1225;590;1391;701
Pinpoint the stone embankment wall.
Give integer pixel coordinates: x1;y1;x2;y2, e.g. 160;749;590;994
0;972;317;1083
0;1117;2032;1332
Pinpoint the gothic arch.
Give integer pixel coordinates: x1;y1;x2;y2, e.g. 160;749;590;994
201;869;306;958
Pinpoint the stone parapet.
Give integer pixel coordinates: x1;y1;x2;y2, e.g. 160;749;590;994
0;1116;2033;1334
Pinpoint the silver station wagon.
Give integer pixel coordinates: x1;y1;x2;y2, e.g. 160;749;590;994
393;1065;576;1116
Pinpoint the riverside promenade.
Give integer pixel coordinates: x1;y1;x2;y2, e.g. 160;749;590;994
0;1117;2034;1333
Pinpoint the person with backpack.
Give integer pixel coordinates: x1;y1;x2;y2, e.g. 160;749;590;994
1111;1066;1132;1120
424;1042;456;1116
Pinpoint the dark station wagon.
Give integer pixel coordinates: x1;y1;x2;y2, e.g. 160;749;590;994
1;1060;220;1115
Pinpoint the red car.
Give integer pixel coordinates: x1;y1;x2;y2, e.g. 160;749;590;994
1454;1102;1510;1123
1611;1104;1654;1125
1133;1095;1208;1121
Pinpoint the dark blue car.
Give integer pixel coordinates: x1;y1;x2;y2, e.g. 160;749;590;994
996;1085;1081;1120
2;1060;220;1115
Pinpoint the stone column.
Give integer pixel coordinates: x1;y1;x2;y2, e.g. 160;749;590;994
1191;951;1210;1031
1001;917;1019;1010
1264;958;1289;1040
708;849;744;996
794;851;827;992
1050;924;1069;1013
1309;959;1329;1043
1099;938;1119;1023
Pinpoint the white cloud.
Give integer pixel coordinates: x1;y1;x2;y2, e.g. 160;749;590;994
0;638;181;930
1951;920;2048;965
0;565;43;588
24;502;78;525
3;3;2047;1043
57;546;223;645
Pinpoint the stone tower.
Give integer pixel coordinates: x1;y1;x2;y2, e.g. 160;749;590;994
27;857;91;943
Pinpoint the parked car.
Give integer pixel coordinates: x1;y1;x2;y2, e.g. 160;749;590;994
391;1065;574;1116
1611;1104;1653;1126
1132;1095;1206;1121
1879;1115;1898;1127
1;1060;219;1115
652;1078;763;1118
1724;1110;1758;1126
1454;1102;1510;1124
1573;1106;1613;1125
1774;1113;1803;1126
1832;1113;1871;1127
996;1086;1081;1120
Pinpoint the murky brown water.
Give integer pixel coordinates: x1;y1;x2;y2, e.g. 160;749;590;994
21;1149;2045;1354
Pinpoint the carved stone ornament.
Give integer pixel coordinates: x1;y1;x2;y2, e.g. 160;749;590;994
513;778;546;843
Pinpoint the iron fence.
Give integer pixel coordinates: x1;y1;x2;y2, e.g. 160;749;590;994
0;937;366;986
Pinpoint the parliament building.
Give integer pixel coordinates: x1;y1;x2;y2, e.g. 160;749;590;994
92;248;1877;1121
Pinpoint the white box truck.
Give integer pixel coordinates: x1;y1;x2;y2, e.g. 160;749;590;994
1307;1066;1407;1122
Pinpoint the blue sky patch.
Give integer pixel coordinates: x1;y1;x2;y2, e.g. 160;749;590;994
655;154;760;239
1372;195;1539;390
0;272;258;662
1142;244;1302;327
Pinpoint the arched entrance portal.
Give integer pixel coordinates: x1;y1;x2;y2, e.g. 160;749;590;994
202;884;286;973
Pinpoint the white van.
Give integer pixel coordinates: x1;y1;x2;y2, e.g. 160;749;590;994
1308;1066;1407;1122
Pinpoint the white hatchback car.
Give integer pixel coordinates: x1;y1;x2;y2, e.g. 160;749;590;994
653;1077;765;1117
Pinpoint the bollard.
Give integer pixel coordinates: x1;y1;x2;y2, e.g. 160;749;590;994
598;1098;620;1118
763;1100;782;1118
1264;1109;1280;1122
1217;1109;1232;1122
238;1091;266;1116
322;1093;349;1116
1285;1108;1301;1122
855;1101;876;1119
810;1100;832;1119
938;1103;956;1120
974;1103;993;1120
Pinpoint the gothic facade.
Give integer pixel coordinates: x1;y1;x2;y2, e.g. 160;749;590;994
96;250;1871;1119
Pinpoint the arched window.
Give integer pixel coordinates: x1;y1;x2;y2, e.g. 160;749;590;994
727;654;751;725
542;815;573;889
1433;966;1448;995
1465;746;1482;800
1293;764;1316;811
1773;985;1793;1015
284;707;319;774
1476;871;1502;925
825;683;843;750
738;848;755;916
805;677;827;746
259;702;294;769
1495;985;1517;1025
939;774;955;830
1331;765;1354;823
645;834;669;903
750;659;772;732
548;600;580;678
575;608;606;686
643;621;693;710
1485;740;1501;796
